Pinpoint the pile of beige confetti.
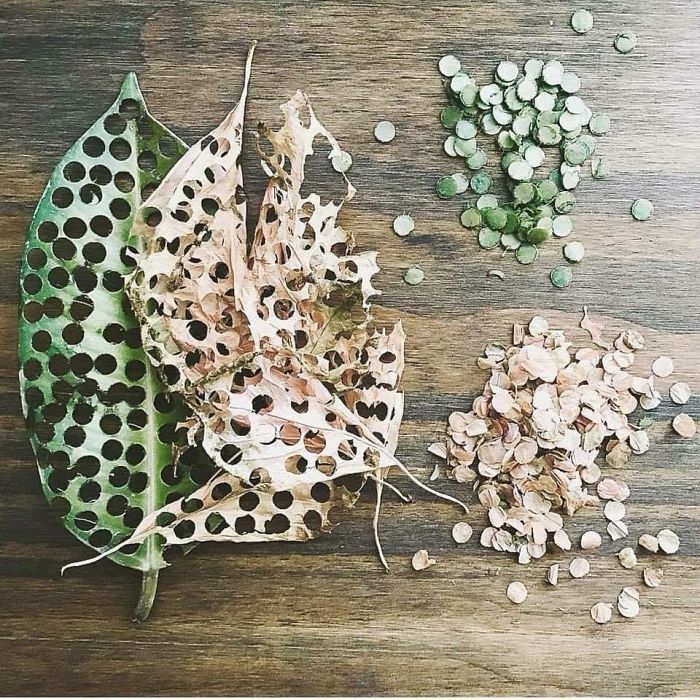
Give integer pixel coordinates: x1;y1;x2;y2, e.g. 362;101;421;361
427;310;695;622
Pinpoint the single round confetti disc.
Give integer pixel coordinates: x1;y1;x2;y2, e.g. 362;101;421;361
550;265;573;288
438;54;461;77
631;198;654;221
615;31;638;54
330;150;352;173
571;9;594;34
563;241;585;262
404;266;425;286
393;214;415;237
374;120;396;143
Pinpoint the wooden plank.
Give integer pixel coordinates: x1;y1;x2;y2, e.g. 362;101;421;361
1;0;699;694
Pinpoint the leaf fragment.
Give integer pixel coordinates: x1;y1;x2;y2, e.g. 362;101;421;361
506;581;528;604
452;521;473;543
579;306;612;349
412;549;437;571
590;602;613;624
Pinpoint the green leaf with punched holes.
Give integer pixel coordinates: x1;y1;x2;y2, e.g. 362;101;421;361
18;74;215;621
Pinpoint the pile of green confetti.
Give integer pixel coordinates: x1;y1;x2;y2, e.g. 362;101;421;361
437;55;611;287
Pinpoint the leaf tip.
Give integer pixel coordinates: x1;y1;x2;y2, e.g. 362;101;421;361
119;72;143;100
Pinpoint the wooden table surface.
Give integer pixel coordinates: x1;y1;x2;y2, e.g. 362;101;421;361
2;0;699;695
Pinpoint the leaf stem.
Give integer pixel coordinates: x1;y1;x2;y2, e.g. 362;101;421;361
133;568;159;624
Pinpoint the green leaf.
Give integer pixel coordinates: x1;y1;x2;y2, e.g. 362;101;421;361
18;74;215;618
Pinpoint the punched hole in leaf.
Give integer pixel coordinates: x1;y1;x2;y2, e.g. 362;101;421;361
63;161;86;182
23;301;43;323
82;136;105;157
211;481;233;501
303;509;322;531
89;529;112;548
64;217;87;239
272;490;293;509
141;182;157;201
123;506;144;528
78;480;101;503
106;495;128;516
114;171;135;193
285;454;307;474
159;135;178;158
109;465;130;487
90;215;113;237
74;510;98;530
303;430;326;453
79;183;103;205
31;329;51;352
71;402;94;425
89;164;112;185
38;221;59;242
137;151;157;172
53;237;77;261
104;113;126;135
76;455;100;478
311;482;331;503
110;197;131;220
48;267;69;289
70;295;94;321
265;513;290;534
26;247;47;269
129;471;148;493
109;138;131;161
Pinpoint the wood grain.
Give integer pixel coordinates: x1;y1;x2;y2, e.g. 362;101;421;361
1;0;699;695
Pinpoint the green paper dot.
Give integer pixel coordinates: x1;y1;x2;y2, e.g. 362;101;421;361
478;228;501;249
550;265;573;288
440;105;463;130
460;207;482;229
436;175;458;199
527;227;551;245
514;182;535;204
482;207;508;230
615;31;637;54
563;241;585;262
631;198;654;221
515;243;539;265
466;148;487;170
470;172;492;194
404;266;425;285
589;113;611;136
537;179;559;203
571;9;594;34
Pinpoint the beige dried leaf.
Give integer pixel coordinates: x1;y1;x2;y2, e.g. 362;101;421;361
638;533;659;553
672;413;697;438
569;557;590;578
580;531;602;550
590;602;613;624
657;529;680;554
65;49;475;577
643;567;664;588
412;549;436;571
452;521;473;543
506;581;528;604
